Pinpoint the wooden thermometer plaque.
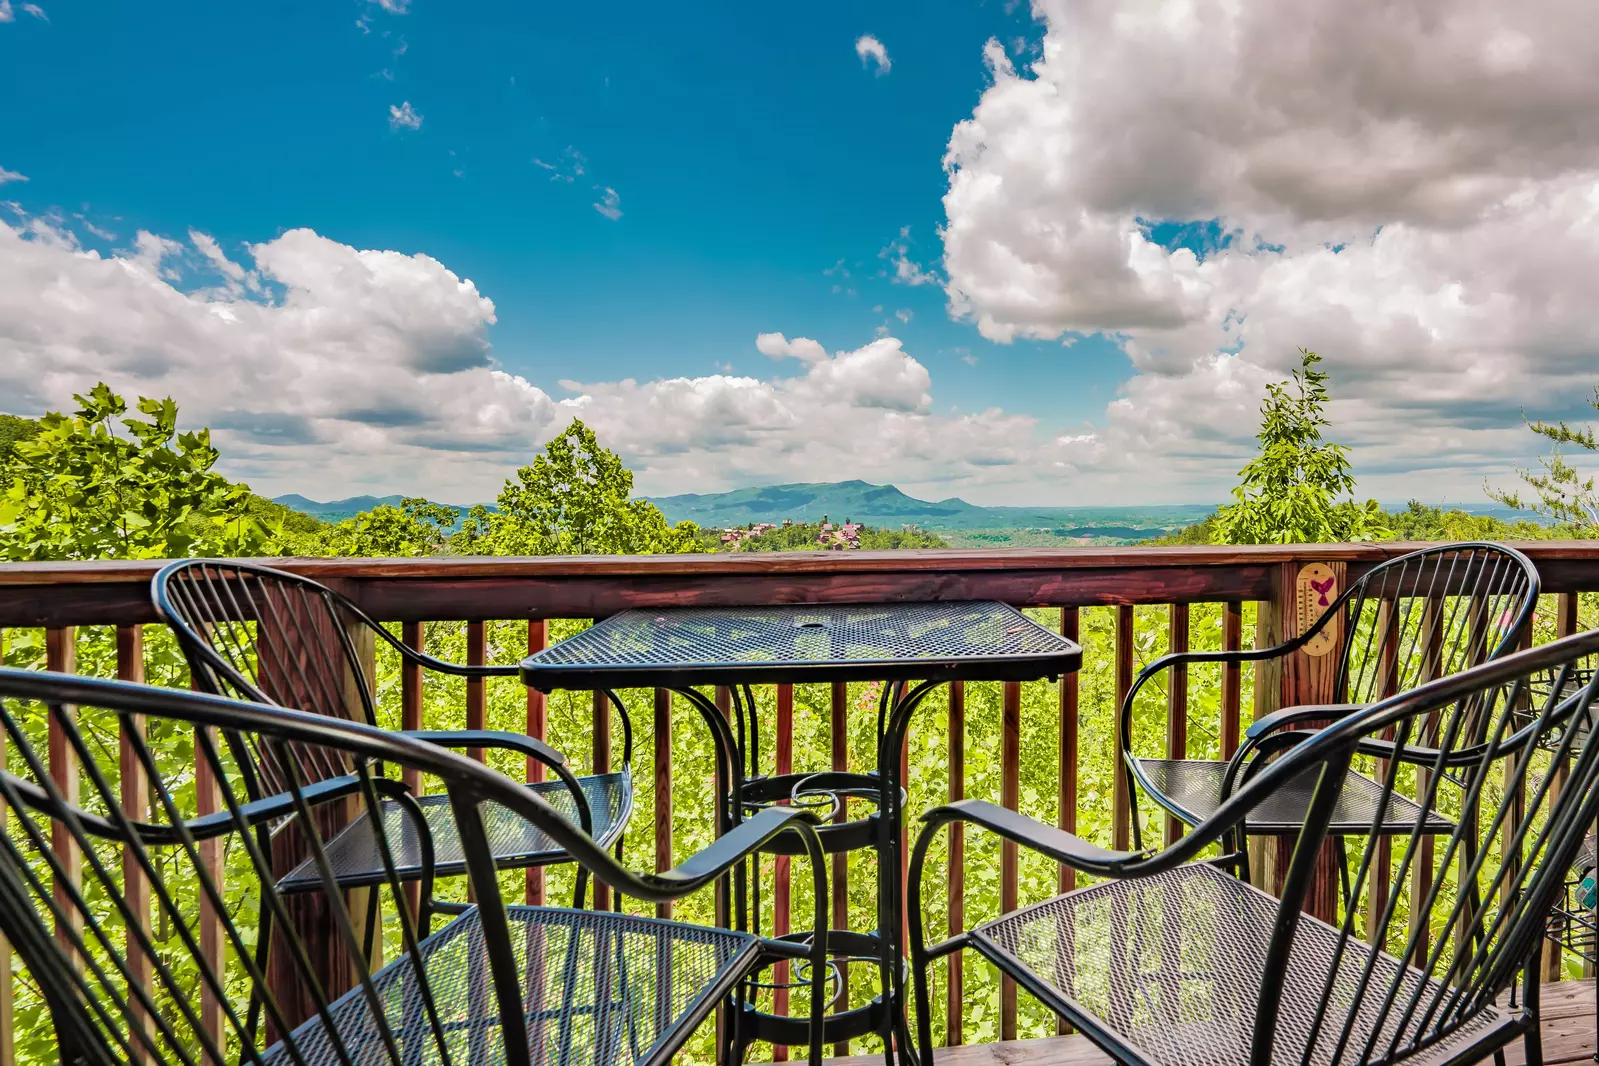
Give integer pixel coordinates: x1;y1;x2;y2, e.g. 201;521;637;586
1295;562;1340;656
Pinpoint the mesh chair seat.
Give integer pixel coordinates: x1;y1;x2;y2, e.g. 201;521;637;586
1136;758;1455;836
279;772;631;891
262;906;760;1066
970;864;1510;1066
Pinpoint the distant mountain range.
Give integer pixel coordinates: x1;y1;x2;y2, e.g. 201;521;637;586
274;483;1545;544
642;481;1215;535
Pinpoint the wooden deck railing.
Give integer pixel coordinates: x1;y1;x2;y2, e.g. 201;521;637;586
2;542;1598;1061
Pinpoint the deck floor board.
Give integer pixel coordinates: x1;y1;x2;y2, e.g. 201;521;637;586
822;980;1596;1065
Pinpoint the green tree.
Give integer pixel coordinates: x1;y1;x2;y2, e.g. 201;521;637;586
1212;350;1386;545
452;418;701;556
1487;385;1599;533
302;497;459;557
0;413;40;476
0;383;271;560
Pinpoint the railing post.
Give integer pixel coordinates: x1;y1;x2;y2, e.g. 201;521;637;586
259;586;370;1036
1272;561;1348;920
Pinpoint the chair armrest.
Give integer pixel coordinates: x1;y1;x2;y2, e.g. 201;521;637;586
921;799;1141;877
402;729;566;769
407;730;594;837
1244;703;1365;740
665;806;820;885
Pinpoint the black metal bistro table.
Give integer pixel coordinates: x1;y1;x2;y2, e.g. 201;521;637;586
519;600;1081;1061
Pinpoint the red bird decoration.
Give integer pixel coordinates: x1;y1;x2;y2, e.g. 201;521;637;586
1310;576;1336;606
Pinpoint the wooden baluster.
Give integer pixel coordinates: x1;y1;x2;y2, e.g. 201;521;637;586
0;628;11;1066
1367;599;1400;950
593;684;612;912
45;627;82;965
1000;680;1021;1042
1409;595;1444;963
195;720;226;1057
465;621;487;761
1250;597;1283;890
1056;608;1079;1037
1165;604;1189;846
714;685;732;1059
946;680;965;1047
1221;602;1242;760
773;684;794;1061
464;621;487;908
526;620;548;906
400;621;425;923
830;680;850;1058
1113;606;1134;852
117;626;154;1058
653;687;672;920
1544;594;1579;981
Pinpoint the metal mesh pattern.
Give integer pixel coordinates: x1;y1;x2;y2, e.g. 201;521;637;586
278;773;631;890
525;601;1075;677
973;864;1504;1066
1136;759;1453;835
262;907;758;1066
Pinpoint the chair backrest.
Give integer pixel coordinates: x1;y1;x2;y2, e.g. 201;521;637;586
0;668;572;1066
1332;543;1539;708
1228;628;1599;1066
153;560;380;797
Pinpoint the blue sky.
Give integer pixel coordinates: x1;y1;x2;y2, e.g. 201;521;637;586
3;0;1591;507
2;0;1126;427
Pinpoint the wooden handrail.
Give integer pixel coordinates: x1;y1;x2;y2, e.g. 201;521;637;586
5;541;1598;628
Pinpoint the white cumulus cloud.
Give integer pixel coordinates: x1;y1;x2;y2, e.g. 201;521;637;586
592;187;622;221
0;166;26;184
855;35;891;74
388;101;422;131
939;0;1599;500
0;215;1082;501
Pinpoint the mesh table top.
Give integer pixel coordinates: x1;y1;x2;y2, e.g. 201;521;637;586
520;600;1082;691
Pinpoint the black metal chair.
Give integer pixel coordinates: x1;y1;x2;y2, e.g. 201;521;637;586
0;666;828;1066
152;558;632;919
911;627;1599;1066
1121;543;1539;858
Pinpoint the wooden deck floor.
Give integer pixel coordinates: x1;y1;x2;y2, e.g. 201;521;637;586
827;980;1597;1066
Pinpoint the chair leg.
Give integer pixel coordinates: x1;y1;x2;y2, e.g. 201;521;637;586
1523;971;1544;1066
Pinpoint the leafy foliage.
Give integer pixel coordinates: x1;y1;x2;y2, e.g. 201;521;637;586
293;497;457;557
711;520;947;552
451;419;701;556
0;384;271;561
1487;384;1599;533
1212;351;1387;545
0;413;40;476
